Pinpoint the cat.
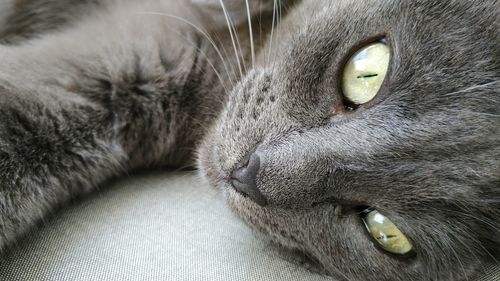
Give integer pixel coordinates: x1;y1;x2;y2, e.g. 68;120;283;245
0;0;498;280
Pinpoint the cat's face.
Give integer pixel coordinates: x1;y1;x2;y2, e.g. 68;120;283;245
198;0;499;280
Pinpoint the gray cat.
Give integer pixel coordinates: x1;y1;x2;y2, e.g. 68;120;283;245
0;0;498;280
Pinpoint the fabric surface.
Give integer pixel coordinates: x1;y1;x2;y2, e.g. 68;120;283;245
0;172;330;281
0;172;498;281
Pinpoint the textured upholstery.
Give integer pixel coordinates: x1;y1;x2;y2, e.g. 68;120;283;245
0;172;498;281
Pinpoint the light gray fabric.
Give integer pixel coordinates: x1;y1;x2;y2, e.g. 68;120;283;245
0;172;498;281
0;172;331;281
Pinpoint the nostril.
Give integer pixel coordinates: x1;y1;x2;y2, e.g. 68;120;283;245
233;153;260;184
230;153;268;206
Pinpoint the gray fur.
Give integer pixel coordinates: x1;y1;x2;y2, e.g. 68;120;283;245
198;0;500;280
0;0;265;251
0;0;498;281
0;1;13;32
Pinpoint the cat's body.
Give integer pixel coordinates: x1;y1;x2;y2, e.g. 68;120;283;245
0;1;498;280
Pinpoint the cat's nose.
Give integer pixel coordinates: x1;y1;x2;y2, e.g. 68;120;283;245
230;153;268;206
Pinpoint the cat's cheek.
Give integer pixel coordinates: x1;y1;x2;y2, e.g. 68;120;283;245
225;192;421;279
196;118;232;187
224;188;305;249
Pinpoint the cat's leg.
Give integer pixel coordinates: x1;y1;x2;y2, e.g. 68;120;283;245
0;2;222;251
0;29;140;249
0;81;129;250
0;0;282;251
0;42;171;250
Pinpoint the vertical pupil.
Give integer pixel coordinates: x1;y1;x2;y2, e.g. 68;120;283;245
357;73;379;79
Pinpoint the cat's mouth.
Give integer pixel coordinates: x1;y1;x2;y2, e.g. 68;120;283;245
223;183;324;247
197;148;318;251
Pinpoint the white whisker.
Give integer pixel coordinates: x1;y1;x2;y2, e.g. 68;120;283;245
268;0;282;89
229;14;248;74
167;28;230;97
245;0;255;69
444;238;470;281
445;80;499;96
445;109;500;117
431;206;497;281
218;0;245;79
134;11;235;90
267;0;277;65
208;30;239;86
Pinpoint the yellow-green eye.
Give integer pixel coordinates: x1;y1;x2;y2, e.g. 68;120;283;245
342;41;390;105
362;210;414;255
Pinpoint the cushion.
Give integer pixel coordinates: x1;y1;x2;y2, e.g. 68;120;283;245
0;172;498;280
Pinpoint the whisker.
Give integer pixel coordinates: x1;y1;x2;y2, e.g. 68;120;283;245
208;30;239;87
134;11;235;90
175;35;232;97
279;0;283;26
441;237;470;281
444;109;500;117
444;80;499;96
446;207;500;236
427;206;499;264
267;0;277;65
245;0;255;69
218;0;245;80
229;12;248;75
257;1;263;58
267;0;282;91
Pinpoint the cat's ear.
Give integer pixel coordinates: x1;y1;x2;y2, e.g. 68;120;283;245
190;0;274;26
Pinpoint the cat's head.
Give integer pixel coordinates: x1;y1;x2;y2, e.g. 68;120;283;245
198;0;499;280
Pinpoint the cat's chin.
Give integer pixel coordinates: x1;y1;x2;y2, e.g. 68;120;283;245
220;186;352;274
223;188;317;259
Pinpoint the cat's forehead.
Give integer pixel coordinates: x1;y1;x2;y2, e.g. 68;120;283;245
281;0;489;61
270;0;496;105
